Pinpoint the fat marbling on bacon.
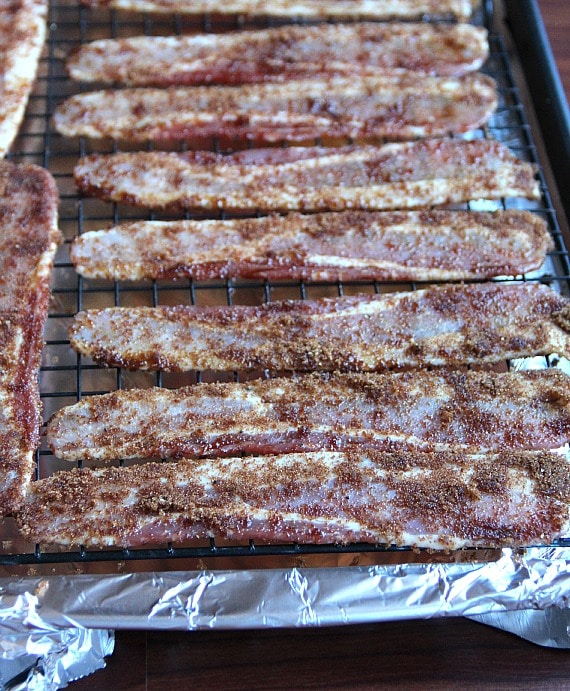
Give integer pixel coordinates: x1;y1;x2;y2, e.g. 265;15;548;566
66;23;489;87
46;369;570;463
54;74;497;144
78;0;474;22
73;140;539;212
0;160;61;514
68;282;570;373
15;449;570;549
69;210;551;283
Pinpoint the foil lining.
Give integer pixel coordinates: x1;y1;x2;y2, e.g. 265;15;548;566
0;630;113;690
44;548;568;631
0;546;569;688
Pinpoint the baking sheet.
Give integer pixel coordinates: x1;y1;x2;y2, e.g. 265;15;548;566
0;0;569;648
1;548;569;630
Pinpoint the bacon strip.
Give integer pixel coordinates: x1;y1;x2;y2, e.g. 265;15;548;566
70;210;551;283
66;23;489;87
15;450;570;549
54;74;497;144
73;140;540;212
0;0;48;157
0;160;61;514
78;0;474;22
68;282;570;372
46;370;570;464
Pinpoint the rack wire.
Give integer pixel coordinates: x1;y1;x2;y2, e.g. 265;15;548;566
1;0;570;569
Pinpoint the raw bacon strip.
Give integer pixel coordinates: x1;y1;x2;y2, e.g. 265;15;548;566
78;0;474;22
54;74;497;144
0;160;61;514
46;369;570;463
15;450;570;549
66;23;489;87
73;140;540;212
70;210;551;282
68;282;570;373
0;0;48;157
66;73;489;144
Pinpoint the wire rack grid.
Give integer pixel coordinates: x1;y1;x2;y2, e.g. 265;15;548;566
1;0;570;571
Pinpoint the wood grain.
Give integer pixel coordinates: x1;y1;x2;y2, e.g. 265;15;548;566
69;3;570;688
539;0;570;101
72;619;570;690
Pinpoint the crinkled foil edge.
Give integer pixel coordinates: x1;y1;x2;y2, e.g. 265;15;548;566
1;547;570;686
1;548;570;635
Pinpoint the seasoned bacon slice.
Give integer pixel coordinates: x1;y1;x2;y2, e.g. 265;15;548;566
54;74;497;144
66;23;489;87
70;210;551;283
78;0;474;22
46;370;570;464
68;282;570;372
15;450;570;549
73;140;540;212
0;0;48;157
0;160;61;514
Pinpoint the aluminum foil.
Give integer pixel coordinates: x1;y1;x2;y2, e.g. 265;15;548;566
40;548;569;631
0;603;113;690
0;546;569;688
0;579;113;688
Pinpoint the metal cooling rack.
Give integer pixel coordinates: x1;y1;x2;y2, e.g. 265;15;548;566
1;0;570;569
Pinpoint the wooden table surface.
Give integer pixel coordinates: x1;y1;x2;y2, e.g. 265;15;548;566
540;0;570;100
70;2;570;688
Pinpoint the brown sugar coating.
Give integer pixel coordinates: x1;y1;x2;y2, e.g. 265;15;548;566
66;23;488;87
0;0;47;157
54;74;498;144
70;210;550;283
78;0;474;22
16;450;570;549
69;283;570;373
73;140;539;213
47;369;570;463
0;160;61;514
